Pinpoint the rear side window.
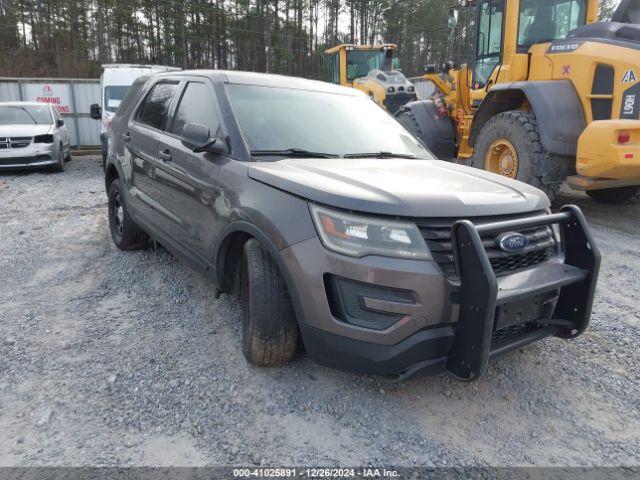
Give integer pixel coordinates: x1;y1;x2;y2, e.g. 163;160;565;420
136;82;178;130
170;82;220;136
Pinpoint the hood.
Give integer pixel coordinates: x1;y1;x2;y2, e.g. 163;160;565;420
247;158;550;218
0;124;53;137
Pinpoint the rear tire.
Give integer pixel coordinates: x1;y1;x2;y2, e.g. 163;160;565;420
471;111;568;202
586;186;640;204
108;179;149;250
241;239;298;366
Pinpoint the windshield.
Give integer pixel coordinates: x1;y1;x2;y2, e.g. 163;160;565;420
105;85;129;113
518;0;587;49
0;105;52;125
227;84;432;159
346;50;386;82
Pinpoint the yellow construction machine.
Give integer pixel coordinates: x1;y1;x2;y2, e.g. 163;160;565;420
397;0;640;203
325;44;418;113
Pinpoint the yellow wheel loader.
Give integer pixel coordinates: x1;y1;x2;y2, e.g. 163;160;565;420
397;0;640;204
325;44;418;113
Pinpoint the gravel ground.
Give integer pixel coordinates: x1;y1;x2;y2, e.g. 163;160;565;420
0;156;639;468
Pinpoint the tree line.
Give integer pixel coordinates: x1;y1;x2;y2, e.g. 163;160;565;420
0;0;618;79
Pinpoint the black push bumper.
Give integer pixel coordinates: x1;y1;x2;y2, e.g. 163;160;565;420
447;205;601;381
300;205;600;382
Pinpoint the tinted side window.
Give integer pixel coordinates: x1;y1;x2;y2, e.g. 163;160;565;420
137;82;178;130
171;82;220;136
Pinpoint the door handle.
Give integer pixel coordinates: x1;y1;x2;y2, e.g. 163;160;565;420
123;132;131;142
159;149;172;162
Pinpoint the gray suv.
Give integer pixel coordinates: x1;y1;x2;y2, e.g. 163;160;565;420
105;70;600;382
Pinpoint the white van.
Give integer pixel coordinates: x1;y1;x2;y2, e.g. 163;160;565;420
90;64;180;163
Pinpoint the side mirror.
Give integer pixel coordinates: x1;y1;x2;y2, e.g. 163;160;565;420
181;122;228;156
90;103;101;120
57;119;65;127
448;7;459;30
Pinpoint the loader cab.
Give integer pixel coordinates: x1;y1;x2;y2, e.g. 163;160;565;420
466;0;598;90
326;44;397;87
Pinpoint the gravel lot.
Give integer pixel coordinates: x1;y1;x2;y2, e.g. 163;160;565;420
0;157;639;467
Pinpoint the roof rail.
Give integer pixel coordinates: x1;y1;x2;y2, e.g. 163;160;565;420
101;64;182;71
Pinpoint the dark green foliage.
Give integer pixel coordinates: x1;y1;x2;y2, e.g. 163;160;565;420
0;0;453;78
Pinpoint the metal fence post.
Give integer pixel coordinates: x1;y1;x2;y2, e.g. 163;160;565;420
68;80;81;148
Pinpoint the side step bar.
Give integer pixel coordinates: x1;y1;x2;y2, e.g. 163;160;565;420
446;205;601;382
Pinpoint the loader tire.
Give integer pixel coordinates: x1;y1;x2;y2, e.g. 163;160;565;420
396;100;456;160
471;110;568;202
586;186;640;204
240;239;298;366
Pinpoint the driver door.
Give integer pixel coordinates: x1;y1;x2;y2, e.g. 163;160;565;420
473;0;505;91
153;78;227;267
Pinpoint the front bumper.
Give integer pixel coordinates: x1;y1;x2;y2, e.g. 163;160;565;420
284;206;600;381
576;120;640;187
0;143;58;169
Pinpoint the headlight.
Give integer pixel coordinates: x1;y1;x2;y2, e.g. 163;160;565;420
33;134;54;144
310;204;431;260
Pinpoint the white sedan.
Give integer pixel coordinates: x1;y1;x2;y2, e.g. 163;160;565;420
0;102;71;172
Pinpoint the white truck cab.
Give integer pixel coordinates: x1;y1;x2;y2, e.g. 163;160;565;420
90;64;180;163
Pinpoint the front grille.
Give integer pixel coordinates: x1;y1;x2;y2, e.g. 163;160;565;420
10;137;31;148
591;64;614;121
0;137;32;149
417;211;558;280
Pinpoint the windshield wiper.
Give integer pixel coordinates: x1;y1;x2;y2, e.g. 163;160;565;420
8;106;39;124
251;148;339;159
343;151;417;159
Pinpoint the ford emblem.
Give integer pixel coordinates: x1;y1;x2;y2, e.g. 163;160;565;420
497;232;529;253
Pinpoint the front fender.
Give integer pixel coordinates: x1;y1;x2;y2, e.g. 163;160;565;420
470;81;586;157
213;221;309;326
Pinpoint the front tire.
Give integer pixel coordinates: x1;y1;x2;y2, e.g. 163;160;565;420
108;179;149;250
240;239;298;366
52;147;65;173
471;111;568;201
586;186;640;204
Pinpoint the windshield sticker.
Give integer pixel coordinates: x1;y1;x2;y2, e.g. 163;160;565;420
621;83;640;119
622;69;638;84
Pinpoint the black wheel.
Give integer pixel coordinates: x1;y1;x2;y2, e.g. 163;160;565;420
586;186;640;204
240;239;298;366
108;179;149;250
470;111;570;202
396;101;456;160
52;146;65;172
64;148;72;162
